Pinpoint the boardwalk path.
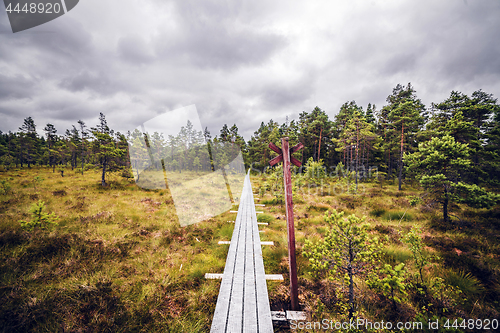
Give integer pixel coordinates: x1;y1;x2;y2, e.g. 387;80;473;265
210;172;273;333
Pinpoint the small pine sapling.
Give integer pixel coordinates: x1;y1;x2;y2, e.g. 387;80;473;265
33;176;44;191
407;195;422;207
367;262;408;311
303;209;381;319
19;200;59;231
401;226;431;287
264;165;284;204
0;179;11;195
304;157;326;186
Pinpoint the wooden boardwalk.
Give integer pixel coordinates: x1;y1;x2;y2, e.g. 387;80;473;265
210;172;273;333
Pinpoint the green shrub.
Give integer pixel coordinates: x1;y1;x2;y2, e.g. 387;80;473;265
369;207;386;217
407;195;422;207
384;211;413;222
383;245;413;263
306;202;330;212
367;262;408;309
304;157;327;185
303;209;382;319
33;175;44;190
257;213;273;223
261;198;278;205
19;200;59;231
401;226;427;285
444;270;484;296
0;179;11;194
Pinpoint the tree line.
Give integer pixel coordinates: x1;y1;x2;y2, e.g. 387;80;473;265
1;83;500;199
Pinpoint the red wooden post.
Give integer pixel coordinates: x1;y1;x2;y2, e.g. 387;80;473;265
281;137;299;311
269;138;303;311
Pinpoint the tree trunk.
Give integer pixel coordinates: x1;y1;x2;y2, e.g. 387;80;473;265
343;139;346;167
355;120;359;192
101;158;107;186
348;264;354;320
388;149;391;180
443;186;449;222
81;140;85;175
398;121;404;191
317;127;323;162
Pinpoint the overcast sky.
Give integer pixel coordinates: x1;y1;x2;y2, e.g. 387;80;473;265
1;0;500;140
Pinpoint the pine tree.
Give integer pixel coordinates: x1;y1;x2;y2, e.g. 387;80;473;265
334;110;379;190
299;107;333;163
246;120;280;170
78;120;88;175
43;124;58;171
403;135;498;222
431;90;500;184
365;103;376;124
91;113;125;186
382;83;425;189
18;117;38;168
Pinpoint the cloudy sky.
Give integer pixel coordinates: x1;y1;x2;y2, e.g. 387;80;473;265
1;0;499;140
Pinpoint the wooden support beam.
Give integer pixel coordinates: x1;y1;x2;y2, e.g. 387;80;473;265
205;273;283;281
218;240;274;246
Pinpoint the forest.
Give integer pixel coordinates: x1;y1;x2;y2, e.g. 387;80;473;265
2;83;500;216
1;83;500;332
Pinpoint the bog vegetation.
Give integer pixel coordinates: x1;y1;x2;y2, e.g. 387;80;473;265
1;83;500;332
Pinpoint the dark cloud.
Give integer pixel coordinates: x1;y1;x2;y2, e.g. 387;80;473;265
154;1;287;70
1;0;500;140
0;73;36;99
172;27;285;70
59;70;121;96
259;78;314;108
117;35;155;65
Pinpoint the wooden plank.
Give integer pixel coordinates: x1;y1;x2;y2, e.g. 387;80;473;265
248;177;273;333
287;311;307;320
226;194;246;333
208;273;282;281
271;311;287;322
243;198;257;333
210;187;245;333
210;173;273;333
205;273;224;279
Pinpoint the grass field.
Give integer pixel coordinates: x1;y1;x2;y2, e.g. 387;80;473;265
1;166;499;332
